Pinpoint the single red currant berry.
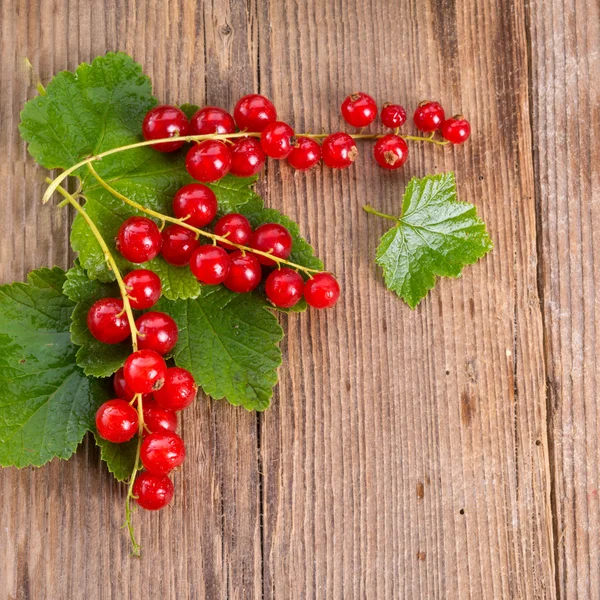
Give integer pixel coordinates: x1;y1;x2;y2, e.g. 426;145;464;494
142;399;178;436
341;92;378;128
190;106;236;135
250;223;293;266
322;133;358;169
260;121;295;159
136;312;179;355
190;245;231;284
133;472;174;510
172;184;218;228
123;349;167;394
265;268;304;308
304;273;340;309
186;140;232;182
141;431;186;476
224;251;262;293
287;137;322;170
161;224;199;266
113;367;152;403
87;298;130;344
230;137;266;177
214;213;253;250
373;134;409;170
116;217;162;263
381;103;407;129
154;367;197;412
233;94;277;132
441;115;471;144
142;105;190;152
413;101;445;132
96;399;139;443
123;269;162;310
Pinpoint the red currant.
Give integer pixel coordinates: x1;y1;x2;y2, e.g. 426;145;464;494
161;224;199;266
233;94;277;132
224;251;262;293
441;116;471;144
186;140;231;182
304;273;340;309
123;349;167;394
133;472;174;510
381;103;407;129
113;367;152;403
373;134;409;170
250;223;293;266
96;399;139;443
230;137;266;177
87;298;130;344
214;213;252;250
116;217;162;263
136;312;179;355
142;105;190;152
123;269;162;310
172;184;218;228
260;122;295;159
140;431;185;476
413;101;445;132
153;367;197;412
190;106;236;135
142;399;178;436
287;137;321;170
190;245;231;284
265;268;304;308
322;133;358;169
341;92;377;128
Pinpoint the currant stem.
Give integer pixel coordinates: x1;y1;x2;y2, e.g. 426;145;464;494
86;163;322;276
362;205;400;223
49;180;140;351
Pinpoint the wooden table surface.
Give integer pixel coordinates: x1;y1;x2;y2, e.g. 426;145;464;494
0;0;598;598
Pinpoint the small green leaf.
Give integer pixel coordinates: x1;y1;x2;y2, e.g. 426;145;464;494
372;173;493;308
94;433;137;482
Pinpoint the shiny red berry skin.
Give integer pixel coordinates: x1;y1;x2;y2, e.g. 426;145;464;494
154;367;197;412
186;140;231;182
341;92;378;128
322;133;358;169
172;184;218;228
373;134;409;170
190;106;235;135
113;367;152;403
142;105;190;152
96;399;139;443
250;223;293;266
214;213;252;250
381;103;407;129
141;431;185;476
224;251;262;293
116;217;162;263
160;224;199;266
136;312;179;355
441;116;471;144
287;137;322;170
123;269;162;310
87;298;131;344
233;94;277;132
142;399;178;436
304;273;340;309
230;137;266;177
123;349;167;394
413;101;445;132
133;472;174;510
265;268;304;308
260;122;295;159
190;245;231;284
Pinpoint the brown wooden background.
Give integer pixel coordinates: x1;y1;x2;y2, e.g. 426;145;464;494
0;0;598;598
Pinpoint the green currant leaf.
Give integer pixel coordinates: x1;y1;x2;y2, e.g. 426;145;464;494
94;433;137;482
157;287;283;411
0;268;110;468
372;172;493;308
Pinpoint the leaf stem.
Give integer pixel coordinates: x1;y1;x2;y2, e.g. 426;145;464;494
362;205;400;223
124;393;144;557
